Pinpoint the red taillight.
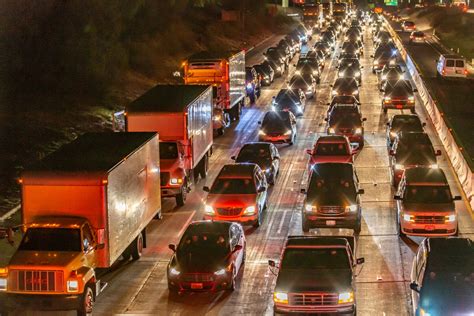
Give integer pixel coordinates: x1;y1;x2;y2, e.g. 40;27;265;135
464;69;468;75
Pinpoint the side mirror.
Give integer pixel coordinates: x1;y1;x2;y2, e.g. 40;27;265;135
168;244;176;252
361;66;364;69
326;102;330;105
409;282;420;293
300;188;307;194
435;149;442;156
258;186;266;193
231;155;236;160
95;243;105;250
293;64;296;67
257;121;262;125
413;89;418;93
394;195;402;200
203;186;210;192
233;244;243;252
453;196;462;201
358;189;365;194
268;260;276;267
362;118;367;121
356;257;365;265
386;122;390;126
306;149;313;155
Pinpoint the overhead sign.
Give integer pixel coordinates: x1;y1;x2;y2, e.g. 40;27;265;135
384;0;398;6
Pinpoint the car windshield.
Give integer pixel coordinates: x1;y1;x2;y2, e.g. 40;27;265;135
19;228;82;252
160;142;179;159
281;248;350;269
308;175;356;198
340;60;360;68
178;231;229;258
392;117;423;130
404;185;453;203
315;143;349;155
211;178;256;194
237;145;271;161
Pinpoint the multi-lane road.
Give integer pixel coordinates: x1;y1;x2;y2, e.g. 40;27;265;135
16;22;474;316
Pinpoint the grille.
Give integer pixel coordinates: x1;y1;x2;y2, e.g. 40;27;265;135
319;206;344;215
290;292;339;306
414;216;445;224
338;128;353;134
160;172;170;186
8;270;64;292
217;207;243;216
181;273;214;282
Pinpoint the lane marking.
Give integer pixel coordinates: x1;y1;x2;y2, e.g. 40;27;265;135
177;210;197;239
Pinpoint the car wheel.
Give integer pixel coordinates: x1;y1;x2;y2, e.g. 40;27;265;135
199;154;209;179
77;286;94;316
253;214;261;228
302;219;311;233
397;221;406;238
410;108;416;114
217;127;224;136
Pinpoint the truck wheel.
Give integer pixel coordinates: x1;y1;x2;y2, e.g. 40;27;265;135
354;220;361;235
121;248;131;261
77;286;94;316
199;155;208;179
410;108;416;114
302;219;310;233
176;186;186;207
131;233;144;261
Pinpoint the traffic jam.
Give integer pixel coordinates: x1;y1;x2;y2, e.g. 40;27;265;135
0;4;473;316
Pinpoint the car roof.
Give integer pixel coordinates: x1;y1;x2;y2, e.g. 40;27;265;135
426;238;473;258
187;220;233;234
404;167;448;185
286;236;350;248
310;162;354;178
217;163;258;178
391;114;421;122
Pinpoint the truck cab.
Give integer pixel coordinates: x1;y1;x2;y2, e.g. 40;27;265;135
269;236;364;315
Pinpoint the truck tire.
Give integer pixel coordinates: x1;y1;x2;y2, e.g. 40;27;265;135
302;219;311;233
77;286;94;316
354;220;361;235
121;248;131;261
176;185;186;207
131;233;144;261
199;155;208;179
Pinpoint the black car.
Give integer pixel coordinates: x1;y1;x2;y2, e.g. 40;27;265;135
258;111;297;145
337;58;363;84
245;66;261;103
386;114;425;147
331;78;360;101
326;104;366;148
379;64;405;87
273;88;306;116
263;59;284;77
328;95;361;110
372;49;397;73
301;163;364;233
306;50;326;68
337;53;359;66
232;142;280;184
270;236;364;315
254;63;274;86
294;58;321;83
381;79;418;113
167;221;246;292
340;42;361;58
314;41;331;56
410;238;474;316
265;47;287;75
389;132;441;187
288;74;316;99
321;31;337;48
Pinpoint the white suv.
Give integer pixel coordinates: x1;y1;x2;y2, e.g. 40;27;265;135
436;54;468;78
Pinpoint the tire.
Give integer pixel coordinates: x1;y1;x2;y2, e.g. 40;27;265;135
268;170;276;185
249;93;256;104
199;155;208;179
383;108;388;114
397;221;406;238
372;69;376;74
410;108;416;114
253;214;261;228
227;266;236;291
176;185;186;207
354;220;361;235
77;286;94;316
121;248;131;261
453;225;459;236
217;127;224;136
302;219;311;233
131;233;144;261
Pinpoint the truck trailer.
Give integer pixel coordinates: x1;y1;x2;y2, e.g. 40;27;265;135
0;132;161;315
126;85;213;207
183;50;246;122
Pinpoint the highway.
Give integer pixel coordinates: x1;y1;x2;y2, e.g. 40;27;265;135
14;22;474;316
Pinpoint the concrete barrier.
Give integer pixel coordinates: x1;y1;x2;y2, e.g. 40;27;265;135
383;17;474;211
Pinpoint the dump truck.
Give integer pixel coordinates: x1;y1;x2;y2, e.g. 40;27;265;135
0;132;161;315
126;85;213;207
183;50;246;122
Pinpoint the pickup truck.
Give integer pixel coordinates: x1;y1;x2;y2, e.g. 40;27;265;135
269;235;364;315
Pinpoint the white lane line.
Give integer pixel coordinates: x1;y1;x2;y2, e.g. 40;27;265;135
177;210;197;239
277;210;288;235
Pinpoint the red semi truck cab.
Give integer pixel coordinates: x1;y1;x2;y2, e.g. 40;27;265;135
183;50;246;122
126;85;213;207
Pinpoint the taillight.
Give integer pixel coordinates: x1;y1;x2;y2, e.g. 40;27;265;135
464;69;468;75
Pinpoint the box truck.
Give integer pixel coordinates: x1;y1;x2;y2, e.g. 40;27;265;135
0;132;161;315
183;50;246;122
126;85;213;207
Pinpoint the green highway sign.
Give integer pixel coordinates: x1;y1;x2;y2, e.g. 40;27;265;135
384;0;398;5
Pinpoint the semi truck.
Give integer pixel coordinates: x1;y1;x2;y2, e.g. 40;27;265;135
0;132;161;315
126;85;213;207
183;50;246;122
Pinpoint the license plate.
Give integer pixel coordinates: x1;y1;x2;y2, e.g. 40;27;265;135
396;105;403;109
456;70;462;74
191;283;203;289
425;225;435;231
326;220;336;226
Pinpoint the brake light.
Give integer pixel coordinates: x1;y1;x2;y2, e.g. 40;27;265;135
464;69;468;75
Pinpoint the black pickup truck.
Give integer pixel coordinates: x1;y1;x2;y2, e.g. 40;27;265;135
269;235;364;315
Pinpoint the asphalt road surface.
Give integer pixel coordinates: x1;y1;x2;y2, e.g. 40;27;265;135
14;24;474;316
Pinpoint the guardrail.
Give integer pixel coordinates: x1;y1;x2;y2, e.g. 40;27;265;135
383;17;474;211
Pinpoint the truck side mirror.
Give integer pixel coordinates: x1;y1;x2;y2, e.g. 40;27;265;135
203;186;210;192
306;149;313;155
95;243;105;250
300;188;307;194
409;282;420;293
394;195;402;200
258;186;266;193
358;189;365;194
168;244;176;252
230;156;236;160
268;260;276;267
362;118;367;121
435;150;442;156
453;196;462;201
257;121;262;125
386;122;390;126
356;257;365;265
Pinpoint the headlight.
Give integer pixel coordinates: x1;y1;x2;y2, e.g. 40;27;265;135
243;205;256;215
295;70;301;75
352;90;358;95
259;130;266;136
273;292;289;304
284;130;292;135
305;204;316;212
67;280;79;293
338;291;354;304
169;267;181;276
338;72;344;77
205;204;215;215
390;131;397;137
394;164;404;170
246;83;253;89
429;164;439;169
332;90;338;95
384;96;391;101
445;214;456;222
214;268;226;276
276;66;282;71
328;127;336;134
389;60;396;65
0;278;7;291
265;75;270;79
381;75;387;80
354;128;362;134
355;71;361;77
403;214;414;222
312;70;318;75
419;308;432;316
345;205;357;212
373;60;379;65
408;96;415;102
213;115;222;121
170;178;183;185
271;105;276;111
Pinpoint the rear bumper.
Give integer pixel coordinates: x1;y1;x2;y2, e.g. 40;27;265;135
259;135;292;144
275;303;355;314
0;292;81;312
383;101;415;110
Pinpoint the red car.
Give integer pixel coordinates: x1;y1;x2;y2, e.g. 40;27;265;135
306;135;355;170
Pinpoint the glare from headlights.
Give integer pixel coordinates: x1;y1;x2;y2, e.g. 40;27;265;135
355;71;361;77
394;164;404;170
345;205;357;212
246;83;253;89
338;292;354;304
445;214;456;222
373;60;379;65
243;205;256;215
352;90;358;95
382;75;387;80
295;70;301;75
271;105;276;111
328;127;336;134
214;268;226;276
390;131;397;137
169;267;180;276
0;278;6;291
276;66;282;71
429;164;439;169
408;96;415;101
312;70;318;75
339;72;344;77
332;90;338;95
419;308;432;316
403;214;414;222
259;130;266;136
274;292;289;304
354;128;362;134
284;130;292;135
204;205;215;215
305;204;316;212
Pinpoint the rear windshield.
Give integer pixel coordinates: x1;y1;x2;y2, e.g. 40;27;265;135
392;117;423;130
455;60;465;67
19;228;82;252
404;185;452;203
178;231;229;258
160;142;179;159
281;248;350;269
211;178;256;194
237;145;271;161
405;22;415;26
446;59;455;67
315;143;349;155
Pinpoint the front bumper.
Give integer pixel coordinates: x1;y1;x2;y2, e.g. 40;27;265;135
275;303;355;314
168;274;232;292
204;214;258;225
303;212;359;229
401;221;458;237
161;186;182;197
0;292;82;312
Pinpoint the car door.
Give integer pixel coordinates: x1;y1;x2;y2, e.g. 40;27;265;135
271;145;280;175
230;224;244;270
254;170;267;210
